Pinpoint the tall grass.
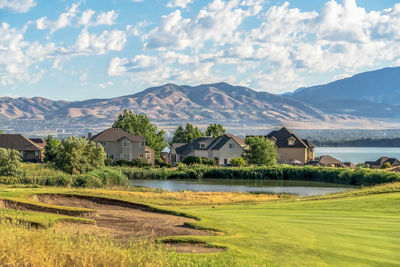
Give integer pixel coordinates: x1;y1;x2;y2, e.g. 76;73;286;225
0;219;237;267
121;165;400;186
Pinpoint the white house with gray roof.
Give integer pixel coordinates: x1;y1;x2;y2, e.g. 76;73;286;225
169;134;245;166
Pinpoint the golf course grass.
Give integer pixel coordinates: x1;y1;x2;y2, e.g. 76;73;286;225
0;182;399;266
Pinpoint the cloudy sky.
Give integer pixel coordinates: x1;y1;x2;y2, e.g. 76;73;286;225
1;0;400;100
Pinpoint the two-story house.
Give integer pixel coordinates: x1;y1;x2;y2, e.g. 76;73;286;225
265;127;315;164
90;128;154;165
0;134;45;162
169;134;245;165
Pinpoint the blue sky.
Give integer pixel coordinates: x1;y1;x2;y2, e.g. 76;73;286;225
0;0;400;100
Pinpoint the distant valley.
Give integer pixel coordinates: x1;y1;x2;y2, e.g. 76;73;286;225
1;67;400;136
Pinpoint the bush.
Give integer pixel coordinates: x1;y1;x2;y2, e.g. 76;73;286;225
230;157;246;167
115;159;152;168
0;148;23;177
182;156;202;165
202;158;217;166
381;162;392;169
54;137;106;174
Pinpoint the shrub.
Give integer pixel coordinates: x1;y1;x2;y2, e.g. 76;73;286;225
182;156;202;165
202;158;217;166
0;148;23;177
230;157;246;167
54;136;106;174
381;162;392;169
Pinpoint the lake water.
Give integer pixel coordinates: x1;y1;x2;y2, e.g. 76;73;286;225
315;147;400;164
131;179;356;196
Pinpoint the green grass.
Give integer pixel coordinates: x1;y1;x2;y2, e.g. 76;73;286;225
0;183;399;266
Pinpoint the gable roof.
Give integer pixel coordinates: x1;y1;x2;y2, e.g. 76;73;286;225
29;138;46;149
317;155;344;165
0;134;43;151
265;127;310;148
91;128;145;143
367;156;400;166
175;134;244;156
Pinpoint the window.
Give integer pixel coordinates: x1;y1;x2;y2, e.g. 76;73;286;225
145;151;151;159
200;143;206;148
20;151;24;157
107;154;114;160
123;154;130;159
171;154;177;163
122;141;129;147
100;141;107;147
140;142;145;148
140;154;144;158
288;137;295;146
224;159;228;165
229;143;235;149
269;137;277;144
34;151;39;157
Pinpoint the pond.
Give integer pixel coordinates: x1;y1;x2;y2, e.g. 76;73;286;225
130;179;357;196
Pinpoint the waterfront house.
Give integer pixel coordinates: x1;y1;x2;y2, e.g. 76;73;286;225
0;134;45;162
170;134;245;166
307;155;346;168
265;127;315;165
365;157;400;169
90;128;154;165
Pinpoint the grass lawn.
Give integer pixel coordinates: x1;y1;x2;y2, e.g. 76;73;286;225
0;183;399;266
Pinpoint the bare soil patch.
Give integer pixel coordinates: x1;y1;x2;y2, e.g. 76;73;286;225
34;194;213;241
167;243;226;253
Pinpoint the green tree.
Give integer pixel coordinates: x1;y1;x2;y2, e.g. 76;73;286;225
44;135;61;163
54;137;106;174
0;130;4;134
206;123;226;138
171;123;205;144
243;136;278;166
381;162;392;169
112;110;167;156
230;157;246;167
0;148;23;177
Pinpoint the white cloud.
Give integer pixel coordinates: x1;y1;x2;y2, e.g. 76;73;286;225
36;4;79;33
75;29;127;54
94;10;118;26
0;0;36;13
167;0;193;9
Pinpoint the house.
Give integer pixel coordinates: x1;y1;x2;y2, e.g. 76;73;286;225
0;134;45;162
365;157;400;169
264;127;315;165
307;155;346;168
90;128;154;165
170;134;245;166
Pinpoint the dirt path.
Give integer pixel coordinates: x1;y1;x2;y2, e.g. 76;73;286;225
33;194;224;253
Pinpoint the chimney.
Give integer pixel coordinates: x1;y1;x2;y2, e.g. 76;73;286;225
88;132;92;140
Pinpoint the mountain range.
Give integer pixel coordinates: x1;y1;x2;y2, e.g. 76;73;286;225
1;67;400;131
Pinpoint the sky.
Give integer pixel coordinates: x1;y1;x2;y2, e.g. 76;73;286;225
0;0;400;100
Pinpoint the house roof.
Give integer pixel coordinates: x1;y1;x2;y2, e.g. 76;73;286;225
0;134;43;151
367;156;400;166
265;127;310;148
317;155;344;165
175;134;244;156
91;128;145;143
29;138;46;149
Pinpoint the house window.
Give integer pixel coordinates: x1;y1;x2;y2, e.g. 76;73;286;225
107;154;114;160
140;142;145;148
200;143;206;148
123;154;130;160
229;143;235;149
20;151;24;157
145;151;151;159
140;154;144;158
171;154;177;163
100;141;107;147
224;159;228;165
122;141;130;147
269;137;277;144
288;137;295;146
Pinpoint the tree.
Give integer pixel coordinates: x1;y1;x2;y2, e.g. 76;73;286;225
54;136;106;174
0;130;3;134
0;148;23;177
206;123;226;138
44;135;61;163
230;157;246;167
112;110;167;156
171;123;205;144
381;162;392;169
243;136;278;166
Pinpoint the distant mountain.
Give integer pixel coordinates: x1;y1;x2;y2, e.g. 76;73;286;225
46;83;324;123
291;67;400;118
1;67;400;132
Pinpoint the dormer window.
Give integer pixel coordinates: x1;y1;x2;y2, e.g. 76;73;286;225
288;137;296;146
122;141;130;147
200;143;206;148
269;137;277;144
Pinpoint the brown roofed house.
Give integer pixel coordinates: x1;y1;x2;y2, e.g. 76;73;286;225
265;127;315;165
0;134;44;162
365;157;400;169
90;128;154;165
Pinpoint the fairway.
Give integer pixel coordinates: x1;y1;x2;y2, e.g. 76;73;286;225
1;184;400;266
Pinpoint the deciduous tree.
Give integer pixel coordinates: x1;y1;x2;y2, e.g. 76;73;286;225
243;136;278;166
171;123;205;144
206;123;226;138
